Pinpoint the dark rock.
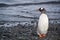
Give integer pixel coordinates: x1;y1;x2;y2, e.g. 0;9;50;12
0;23;60;40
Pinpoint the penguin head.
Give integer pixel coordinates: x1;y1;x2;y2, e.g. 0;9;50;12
39;8;46;13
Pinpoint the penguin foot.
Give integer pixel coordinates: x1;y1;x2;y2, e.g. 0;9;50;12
38;33;46;38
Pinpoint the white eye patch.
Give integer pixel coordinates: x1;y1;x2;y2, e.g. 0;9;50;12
41;8;44;10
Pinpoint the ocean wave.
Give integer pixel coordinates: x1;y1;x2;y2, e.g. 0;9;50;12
46;11;60;13
0;1;60;7
0;13;60;20
0;3;9;7
0;14;38;19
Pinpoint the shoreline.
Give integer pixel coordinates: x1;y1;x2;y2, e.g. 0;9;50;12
0;23;60;40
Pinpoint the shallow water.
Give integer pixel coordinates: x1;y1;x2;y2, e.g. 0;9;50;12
0;0;60;27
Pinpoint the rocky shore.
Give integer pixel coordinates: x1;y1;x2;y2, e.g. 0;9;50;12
0;23;60;40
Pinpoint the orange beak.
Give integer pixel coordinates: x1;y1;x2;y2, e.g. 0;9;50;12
38;33;46;38
36;9;39;11
35;9;39;11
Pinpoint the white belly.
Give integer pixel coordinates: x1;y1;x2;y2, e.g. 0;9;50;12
37;14;49;34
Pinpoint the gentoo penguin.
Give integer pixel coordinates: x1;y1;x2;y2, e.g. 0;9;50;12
37;8;49;38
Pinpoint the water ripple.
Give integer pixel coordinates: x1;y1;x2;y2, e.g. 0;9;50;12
0;1;60;7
